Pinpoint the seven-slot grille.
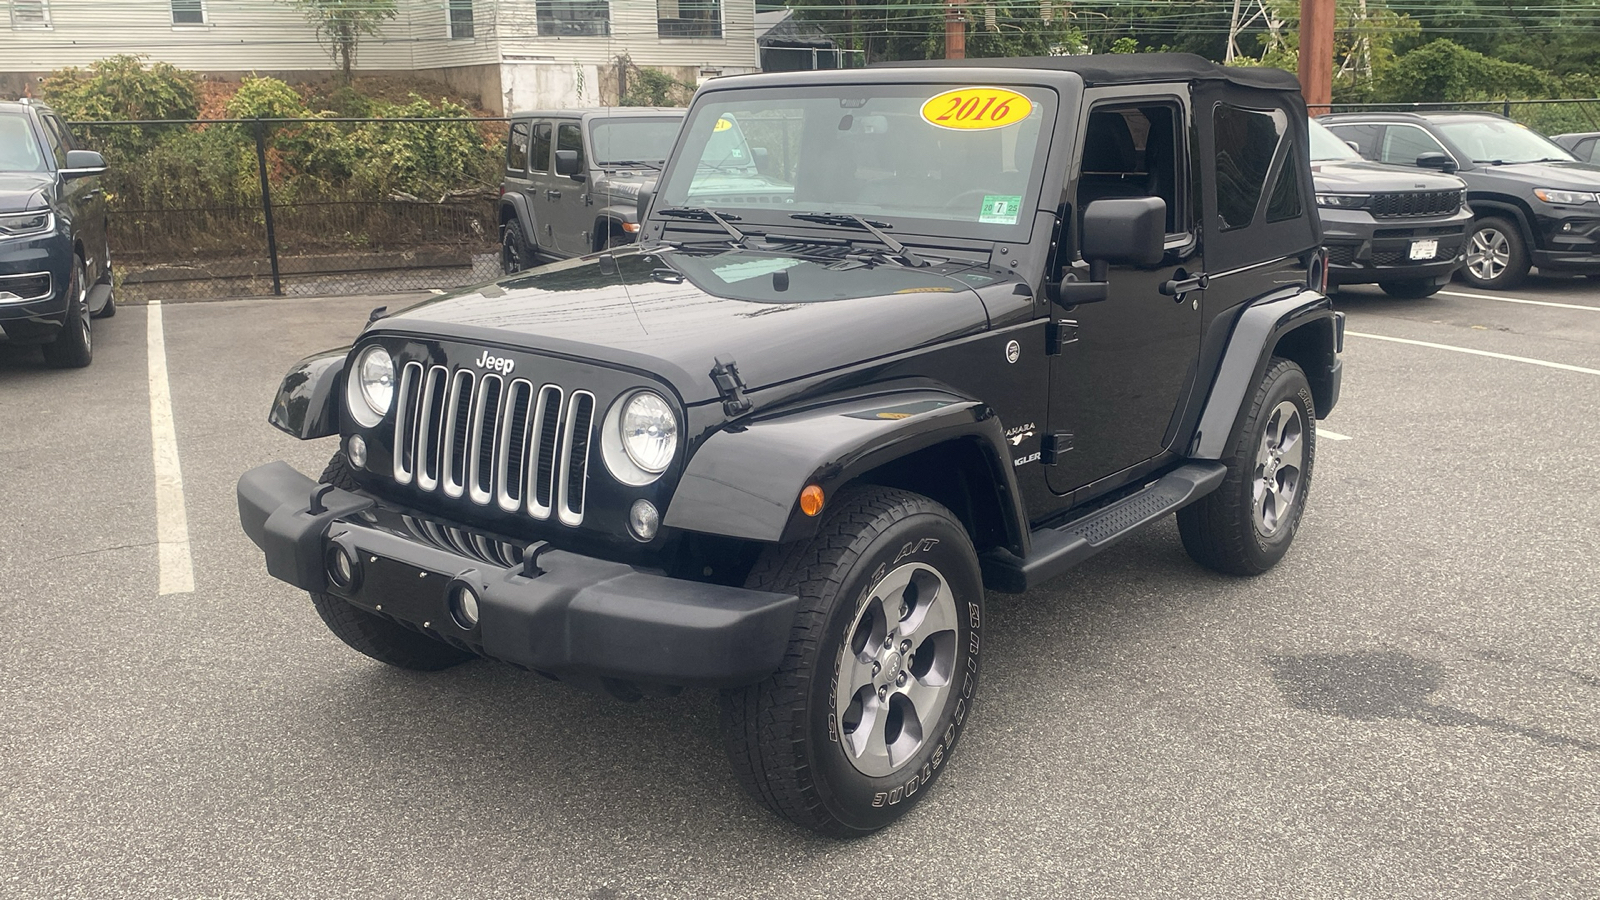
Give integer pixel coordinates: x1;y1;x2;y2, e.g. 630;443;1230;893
1370;190;1462;219
391;361;595;525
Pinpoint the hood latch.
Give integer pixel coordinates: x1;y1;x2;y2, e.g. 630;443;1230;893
710;357;753;417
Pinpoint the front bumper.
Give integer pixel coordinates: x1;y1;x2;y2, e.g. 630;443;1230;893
0;232;72;333
1531;207;1600;271
1318;206;1471;286
237;461;799;689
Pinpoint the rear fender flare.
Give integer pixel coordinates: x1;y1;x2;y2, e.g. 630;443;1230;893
1190;289;1339;458
269;347;349;440
663;391;1029;555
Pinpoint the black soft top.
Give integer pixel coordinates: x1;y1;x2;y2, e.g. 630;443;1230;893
877;53;1303;93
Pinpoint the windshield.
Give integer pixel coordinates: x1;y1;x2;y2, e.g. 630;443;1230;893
0;111;47;173
588;116;682;165
1434;118;1573;164
656;84;1056;239
1308;118;1361;161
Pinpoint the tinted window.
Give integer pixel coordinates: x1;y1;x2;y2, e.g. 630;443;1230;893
1381;124;1448;166
1265;149;1302;223
37;114;66;167
1325;122;1382;160
507;121;529;172
1077;103;1187;234
1582;139;1600;164
0;111;48;172
530;122;551;172
558;121;585;170
1213;104;1285;231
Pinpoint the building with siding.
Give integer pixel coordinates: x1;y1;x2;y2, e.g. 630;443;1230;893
0;0;759;112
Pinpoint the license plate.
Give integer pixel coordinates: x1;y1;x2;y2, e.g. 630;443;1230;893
1409;239;1439;260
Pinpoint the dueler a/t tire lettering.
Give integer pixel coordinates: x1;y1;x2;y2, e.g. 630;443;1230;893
719;486;984;837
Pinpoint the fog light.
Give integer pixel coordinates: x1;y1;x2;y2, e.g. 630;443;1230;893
449;584;480;629
347;434;368;469
326;544;359;589
629;499;660;541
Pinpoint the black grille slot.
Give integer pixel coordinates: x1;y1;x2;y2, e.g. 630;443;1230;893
560;392;595;525
1371;190;1462;219
534;385;562;512
498;380;533;510
419;368;448;488
473;376;503;499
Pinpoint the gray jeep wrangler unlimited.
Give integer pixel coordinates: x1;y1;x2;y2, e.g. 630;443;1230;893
240;54;1342;837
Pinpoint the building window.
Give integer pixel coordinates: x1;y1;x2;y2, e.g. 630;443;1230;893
538;0;609;37
9;0;52;29
658;0;721;38
449;0;475;39
171;0;204;26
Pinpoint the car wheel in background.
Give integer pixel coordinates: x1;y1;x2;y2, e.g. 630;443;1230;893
41;255;93;369
1379;279;1444;299
501;219;534;274
1462;217;1529;290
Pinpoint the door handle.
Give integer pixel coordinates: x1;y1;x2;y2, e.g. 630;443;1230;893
1159;270;1208;297
545;190;561;200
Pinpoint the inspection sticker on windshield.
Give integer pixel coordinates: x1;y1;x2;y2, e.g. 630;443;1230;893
979;195;1023;225
921;87;1033;131
714;117;734;132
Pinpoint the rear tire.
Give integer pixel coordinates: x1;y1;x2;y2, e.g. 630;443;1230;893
1379;278;1443;299
1461;216;1529;290
41;255;92;369
308;452;475;671
719;486;984;837
501;218;534;274
1178;358;1316;576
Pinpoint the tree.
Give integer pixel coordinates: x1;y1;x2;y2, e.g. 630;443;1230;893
289;0;398;84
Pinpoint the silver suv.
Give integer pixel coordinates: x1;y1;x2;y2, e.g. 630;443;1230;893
498;108;683;271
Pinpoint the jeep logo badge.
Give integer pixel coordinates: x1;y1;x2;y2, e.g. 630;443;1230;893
1005;340;1021;364
473;350;515;375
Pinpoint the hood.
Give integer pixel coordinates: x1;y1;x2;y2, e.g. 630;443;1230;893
1478;159;1600;189
0;172;52;213
1311;159;1463;193
375;244;1005;405
592;171;658;200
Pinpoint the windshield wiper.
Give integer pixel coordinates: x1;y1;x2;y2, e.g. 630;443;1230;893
789;213;929;268
603;159;662;170
657;206;748;245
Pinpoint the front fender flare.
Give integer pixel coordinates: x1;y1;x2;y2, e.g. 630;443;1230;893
663;391;1028;554
499;195;536;240
268;347;348;440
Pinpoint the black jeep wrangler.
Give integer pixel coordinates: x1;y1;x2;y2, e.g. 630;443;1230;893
239;54;1342;836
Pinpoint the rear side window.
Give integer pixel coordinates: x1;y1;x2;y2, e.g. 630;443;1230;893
558;121;585;170
1212;104;1286;231
530;122;552;172
507;121;529;172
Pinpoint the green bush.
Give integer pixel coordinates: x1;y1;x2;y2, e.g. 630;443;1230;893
623;67;695;107
41;55;201;156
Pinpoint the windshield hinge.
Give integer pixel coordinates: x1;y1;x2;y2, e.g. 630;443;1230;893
710;357;753;417
1042;433;1074;464
1046;319;1078;355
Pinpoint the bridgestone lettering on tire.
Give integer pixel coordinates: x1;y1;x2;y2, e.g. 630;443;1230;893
308;452;475;671
1178;357;1316;576
719;486;984;837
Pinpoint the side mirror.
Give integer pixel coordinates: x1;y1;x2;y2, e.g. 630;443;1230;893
636;182;656;224
1345;140;1361;154
554;149;584;178
1056;197;1167;305
61;149;106;179
1415;151;1458;174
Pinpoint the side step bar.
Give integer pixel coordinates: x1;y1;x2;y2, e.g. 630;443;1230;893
981;462;1227;593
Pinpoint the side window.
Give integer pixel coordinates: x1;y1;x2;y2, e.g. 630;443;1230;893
557;121;585;171
1579;138;1600;164
1325;123;1381;160
1381;125;1447;166
507;121;529;172
43;115;74;151
1265;153;1302;223
37;115;66;167
530;122;552;173
1077;102;1188;236
1212;103;1285;231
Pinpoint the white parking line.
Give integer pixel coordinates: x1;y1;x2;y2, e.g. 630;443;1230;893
1317;428;1352;441
147;302;194;595
1438;290;1600;312
1346;330;1600;377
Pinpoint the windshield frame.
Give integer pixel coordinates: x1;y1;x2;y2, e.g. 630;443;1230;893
586;114;685;167
0;110;50;175
652;81;1062;244
1433;116;1575;165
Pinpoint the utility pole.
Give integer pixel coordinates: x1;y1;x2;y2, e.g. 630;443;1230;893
1299;0;1335;114
946;0;966;60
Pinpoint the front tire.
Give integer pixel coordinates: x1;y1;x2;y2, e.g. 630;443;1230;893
41;255;92;369
720;487;984;837
1379;278;1444;299
308;452;475;671
501;218;534;274
1178;358;1316;576
1462;216;1529;290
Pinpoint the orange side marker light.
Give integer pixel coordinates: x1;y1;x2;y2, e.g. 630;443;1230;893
799;485;825;517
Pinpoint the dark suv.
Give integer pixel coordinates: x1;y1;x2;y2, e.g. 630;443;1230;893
240;55;1342;836
1320;111;1600;289
499;108;684;271
0;100;113;367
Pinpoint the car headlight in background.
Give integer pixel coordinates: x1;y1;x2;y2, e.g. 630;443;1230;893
345;345;395;427
1533;188;1597;205
1315;194;1372;209
0;210;55;239
601;389;678;486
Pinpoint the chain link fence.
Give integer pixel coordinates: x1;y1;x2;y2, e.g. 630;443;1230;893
70;116;509;303
1326;98;1600;138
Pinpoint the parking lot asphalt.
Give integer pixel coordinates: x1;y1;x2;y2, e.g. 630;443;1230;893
2;276;1597;899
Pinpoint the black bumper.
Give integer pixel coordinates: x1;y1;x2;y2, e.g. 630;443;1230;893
237;461;799;689
1531;249;1600;273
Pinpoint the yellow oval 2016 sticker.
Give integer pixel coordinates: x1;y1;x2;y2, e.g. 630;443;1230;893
714;117;734;132
921;87;1033;130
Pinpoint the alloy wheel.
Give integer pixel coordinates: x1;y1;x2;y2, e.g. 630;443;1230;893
1254;400;1305;537
1467;226;1511;282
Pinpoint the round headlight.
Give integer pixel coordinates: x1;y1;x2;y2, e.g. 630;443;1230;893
621;391;677;473
356;346;395;417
